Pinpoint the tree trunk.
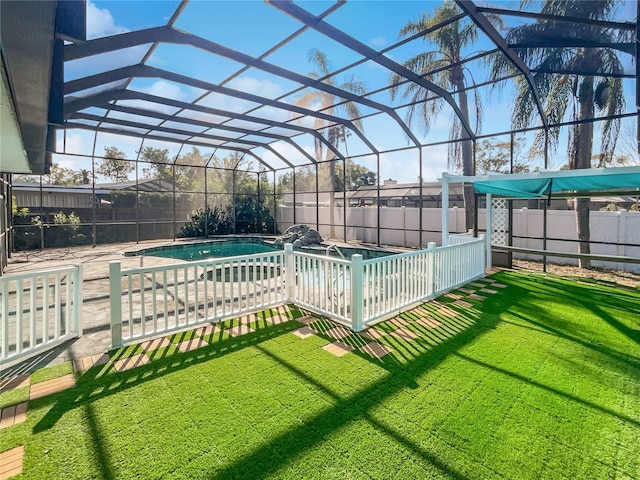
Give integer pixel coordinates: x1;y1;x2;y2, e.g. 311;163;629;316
453;69;475;231
574;77;595;269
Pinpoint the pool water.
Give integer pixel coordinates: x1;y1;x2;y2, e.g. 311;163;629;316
137;239;395;263
143;242;279;262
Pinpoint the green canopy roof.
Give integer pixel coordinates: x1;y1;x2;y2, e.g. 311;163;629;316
465;167;640;198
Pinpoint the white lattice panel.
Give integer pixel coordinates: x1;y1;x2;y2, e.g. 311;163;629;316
491;198;508;247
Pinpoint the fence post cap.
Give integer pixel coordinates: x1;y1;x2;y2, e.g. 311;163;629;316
284;243;293;253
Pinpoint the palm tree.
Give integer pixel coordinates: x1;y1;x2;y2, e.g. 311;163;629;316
294;49;365;238
490;0;628;268
72;169;93;185
389;0;481;231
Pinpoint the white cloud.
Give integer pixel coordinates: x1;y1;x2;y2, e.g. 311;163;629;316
195;76;291;122
228;77;283;99
369;36;387;48
65;44;149;81
86;1;128;39
63;132;91;155
139;80;190;102
197;92;258;115
261;141;313;168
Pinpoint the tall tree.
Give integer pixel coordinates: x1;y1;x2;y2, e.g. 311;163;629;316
47;163;75;185
389;0;482;231
97;146;134;182
277;161;376;194
140;147;172;181
490;0;628;268
475;137;530;175
335;161;377;192
294;49;366;238
175;147;206;191
71;169;93;185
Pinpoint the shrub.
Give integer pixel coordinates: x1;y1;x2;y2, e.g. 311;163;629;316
178;206;233;237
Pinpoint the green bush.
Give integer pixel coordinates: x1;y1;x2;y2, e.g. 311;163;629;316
178;206;233;237
45;212;86;247
12;206;41;251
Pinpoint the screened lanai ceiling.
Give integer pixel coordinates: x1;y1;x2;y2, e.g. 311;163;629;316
59;0;638;174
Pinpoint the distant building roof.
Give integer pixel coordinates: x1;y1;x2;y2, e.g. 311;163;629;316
12;178;178;194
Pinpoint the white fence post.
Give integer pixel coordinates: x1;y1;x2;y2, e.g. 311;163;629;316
284;243;295;302
428;242;437;297
109;261;123;349
73;264;84;335
479;234;487;276
350;254;364;331
1;278;8;361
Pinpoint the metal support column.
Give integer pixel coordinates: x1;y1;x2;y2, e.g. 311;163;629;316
376;153;381;246
419;148;423;248
342;159;347;242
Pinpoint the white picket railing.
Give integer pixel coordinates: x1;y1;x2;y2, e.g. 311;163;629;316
361;246;436;326
110;251;286;347
1;265;83;369
110;238;486;346
449;229;477;244
433;237;486;295
287;249;352;326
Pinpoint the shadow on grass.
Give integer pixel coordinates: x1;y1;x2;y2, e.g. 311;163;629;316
83;401;115;480
31;318;301;432
23;272;638;479
520;275;640;345
454;352;640;428
24;293;511;480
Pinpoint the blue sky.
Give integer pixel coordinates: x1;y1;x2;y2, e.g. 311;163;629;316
57;0;638;184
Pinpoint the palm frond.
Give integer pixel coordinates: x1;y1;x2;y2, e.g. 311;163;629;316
308;48;332;77
599;75;624;165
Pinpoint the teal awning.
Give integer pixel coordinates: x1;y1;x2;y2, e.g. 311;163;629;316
471;167;640;198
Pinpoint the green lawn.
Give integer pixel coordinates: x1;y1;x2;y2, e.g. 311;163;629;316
1;271;639;479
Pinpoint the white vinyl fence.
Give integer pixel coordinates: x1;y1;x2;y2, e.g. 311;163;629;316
288;249;352;326
110;251;286;347
449;230;477;244
110;238;486;346
280;206;640;273
1;265;83;368
359;237;485;327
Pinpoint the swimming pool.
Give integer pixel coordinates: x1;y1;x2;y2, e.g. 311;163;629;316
139;240;279;262
134;239;396;262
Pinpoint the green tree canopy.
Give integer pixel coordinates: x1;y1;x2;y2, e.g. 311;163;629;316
475;137;530;175
140;147;172;180
97;146;134;182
